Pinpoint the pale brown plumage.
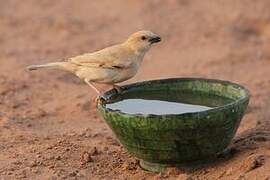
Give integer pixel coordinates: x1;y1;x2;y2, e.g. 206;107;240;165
27;30;161;95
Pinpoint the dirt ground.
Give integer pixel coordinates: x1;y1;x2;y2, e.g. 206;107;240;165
0;0;270;179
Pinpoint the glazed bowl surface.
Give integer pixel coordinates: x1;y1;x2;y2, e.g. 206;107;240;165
97;78;250;172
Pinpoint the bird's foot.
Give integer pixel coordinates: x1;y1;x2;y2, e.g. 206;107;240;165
94;95;106;106
113;85;123;94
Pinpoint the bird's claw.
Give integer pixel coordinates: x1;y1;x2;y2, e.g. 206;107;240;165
113;85;123;94
94;95;106;106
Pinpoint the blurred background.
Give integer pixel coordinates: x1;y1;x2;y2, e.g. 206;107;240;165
0;0;270;179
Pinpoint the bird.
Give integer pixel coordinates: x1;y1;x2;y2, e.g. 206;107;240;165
27;30;161;99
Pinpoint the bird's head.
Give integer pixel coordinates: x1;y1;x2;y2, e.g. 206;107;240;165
123;30;161;53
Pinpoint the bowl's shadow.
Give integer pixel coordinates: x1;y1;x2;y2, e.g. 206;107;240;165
171;127;270;173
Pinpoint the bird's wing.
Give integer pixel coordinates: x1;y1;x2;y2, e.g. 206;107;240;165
69;45;132;69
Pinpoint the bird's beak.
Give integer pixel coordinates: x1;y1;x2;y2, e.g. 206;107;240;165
149;36;161;44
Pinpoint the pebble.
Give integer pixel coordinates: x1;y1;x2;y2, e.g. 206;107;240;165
241;154;266;172
29;161;37;167
80;151;93;165
69;171;77;177
177;173;191;180
90;147;98;156
55;156;61;160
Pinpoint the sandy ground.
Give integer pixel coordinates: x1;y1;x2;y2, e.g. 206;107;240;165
0;0;270;179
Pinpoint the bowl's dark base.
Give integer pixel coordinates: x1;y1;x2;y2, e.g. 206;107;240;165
139;160;168;172
139;155;222;172
139;160;198;173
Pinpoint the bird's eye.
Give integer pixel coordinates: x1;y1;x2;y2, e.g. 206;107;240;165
141;36;146;40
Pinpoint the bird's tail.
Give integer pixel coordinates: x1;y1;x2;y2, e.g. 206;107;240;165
26;62;77;73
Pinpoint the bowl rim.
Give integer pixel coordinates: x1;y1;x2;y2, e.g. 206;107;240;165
97;77;250;118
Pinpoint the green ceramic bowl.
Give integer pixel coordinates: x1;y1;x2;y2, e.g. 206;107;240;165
97;78;250;172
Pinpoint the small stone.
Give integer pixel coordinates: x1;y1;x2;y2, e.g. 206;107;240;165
53;170;59;175
9;168;15;171
90;147;98;156
69;171;77;177
237;173;245;180
177;174;191;180
241;154;266;172
20;170;27;178
31;169;39;173
225;167;233;176
47;146;53;150
57;140;63;144
80;151;93;165
29;161;37;167
55;156;61;160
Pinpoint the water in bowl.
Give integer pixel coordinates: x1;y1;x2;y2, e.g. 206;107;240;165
105;90;234;115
